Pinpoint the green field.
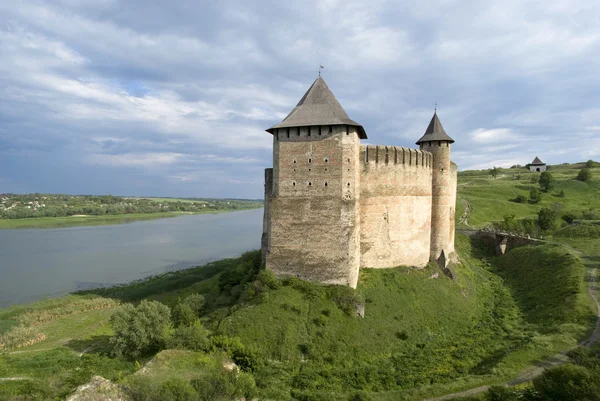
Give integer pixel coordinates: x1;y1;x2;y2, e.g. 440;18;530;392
1;163;598;400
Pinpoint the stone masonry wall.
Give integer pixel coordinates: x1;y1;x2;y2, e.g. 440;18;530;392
420;142;453;261
266;125;361;287
359;145;433;268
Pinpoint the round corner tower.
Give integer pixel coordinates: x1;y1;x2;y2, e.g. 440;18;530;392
416;112;456;264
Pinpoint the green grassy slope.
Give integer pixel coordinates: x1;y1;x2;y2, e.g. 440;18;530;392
457;164;600;227
1;162;598;401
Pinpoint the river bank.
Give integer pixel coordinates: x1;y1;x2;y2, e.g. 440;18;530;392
0;208;262;229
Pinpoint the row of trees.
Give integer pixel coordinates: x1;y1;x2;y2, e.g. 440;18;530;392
0;195;262;219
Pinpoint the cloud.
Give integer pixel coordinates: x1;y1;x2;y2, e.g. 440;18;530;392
1;0;600;197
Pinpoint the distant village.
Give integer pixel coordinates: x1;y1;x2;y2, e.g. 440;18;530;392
0;194;262;219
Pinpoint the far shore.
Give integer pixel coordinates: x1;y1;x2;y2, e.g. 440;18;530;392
0;208;263;230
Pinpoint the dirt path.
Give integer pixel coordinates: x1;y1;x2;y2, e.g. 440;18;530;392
424;266;600;401
0;377;31;381
458;197;471;227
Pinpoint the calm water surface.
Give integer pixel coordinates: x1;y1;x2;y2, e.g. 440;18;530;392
0;209;263;307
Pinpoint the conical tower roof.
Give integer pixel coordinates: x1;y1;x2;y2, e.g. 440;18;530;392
266;76;367;139
531;156;545;165
415;112;454;144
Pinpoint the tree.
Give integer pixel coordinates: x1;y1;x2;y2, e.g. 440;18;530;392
182;293;205;315
109;300;172;359
168;319;211;351
577;168;592;183
489;166;499;179
538;171;555;192
172;303;196;327
529;188;542;204
586;159;595;168
538;207;557;231
512;194;527;203
559;189;566;198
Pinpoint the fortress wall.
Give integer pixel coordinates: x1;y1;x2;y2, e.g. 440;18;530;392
266;125;361;287
448;162;458;253
261;168;273;264
358;145;433;268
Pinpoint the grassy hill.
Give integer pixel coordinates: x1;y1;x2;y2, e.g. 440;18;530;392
456;162;600;227
0;162;598;401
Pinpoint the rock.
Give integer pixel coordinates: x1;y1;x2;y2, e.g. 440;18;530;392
66;376;125;401
429;272;439;279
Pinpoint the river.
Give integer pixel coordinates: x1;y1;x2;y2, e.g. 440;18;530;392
0;209;263;307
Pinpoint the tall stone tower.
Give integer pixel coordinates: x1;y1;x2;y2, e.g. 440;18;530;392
416;112;456;264
263;76;366;288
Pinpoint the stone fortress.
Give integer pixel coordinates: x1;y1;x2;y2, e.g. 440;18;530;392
261;76;457;288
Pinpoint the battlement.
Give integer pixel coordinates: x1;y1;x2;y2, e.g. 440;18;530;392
359;145;433;169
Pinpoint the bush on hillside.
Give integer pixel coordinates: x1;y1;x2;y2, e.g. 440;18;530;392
172;303;196;327
182;293;205;315
109;300;172;359
582;210;600;220
155;378;198;401
586;159;595;168
537;208;557;231
533;364;600;401
168;319;211;351
561;212;577;224
191;369;258;401
529;188;542;204
576;168;592;183
558;189;566;198
511;194;527;203
538;171;555;192
327;285;365;316
210;335;258;372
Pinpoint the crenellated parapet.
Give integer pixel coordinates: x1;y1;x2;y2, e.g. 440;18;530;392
359;145;433;169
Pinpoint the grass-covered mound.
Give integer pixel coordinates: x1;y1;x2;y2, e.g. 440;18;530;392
492;245;593;333
554;223;600;239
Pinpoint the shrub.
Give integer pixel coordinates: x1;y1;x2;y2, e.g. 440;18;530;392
172;303;196;327
155;378;198;401
558;189;566;198
512;194;527;203
533;364;600;400
582;210;600;220
168;319;211;351
562;212;577;224
586;159;594;168
538;171;555;192
484;385;518;401
327;286;364;316
182;293;205;315
109;300;172;359
191;369;257;401
529;188;542;204
576;168;592;183
210;335;258;372
537;208;557;231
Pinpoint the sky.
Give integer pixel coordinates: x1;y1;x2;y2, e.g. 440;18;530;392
1;0;599;199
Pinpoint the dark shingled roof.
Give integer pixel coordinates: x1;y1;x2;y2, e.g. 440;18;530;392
415;112;455;144
266;76;367;139
531;156;545;165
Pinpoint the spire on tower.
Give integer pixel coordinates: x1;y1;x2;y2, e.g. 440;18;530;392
266;76;367;139
415;112;454;145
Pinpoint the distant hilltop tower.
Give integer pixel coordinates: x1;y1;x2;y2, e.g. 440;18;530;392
261;76;457;288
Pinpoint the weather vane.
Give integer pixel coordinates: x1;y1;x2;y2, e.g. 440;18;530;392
319;64;324;76
434;102;437;113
